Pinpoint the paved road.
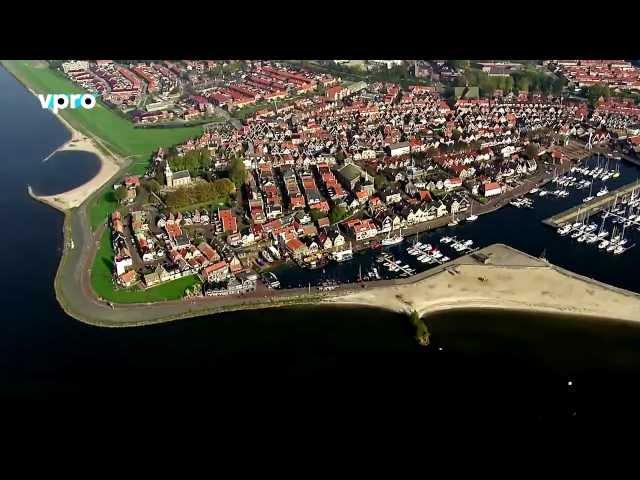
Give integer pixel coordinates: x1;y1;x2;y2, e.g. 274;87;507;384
54;159;568;327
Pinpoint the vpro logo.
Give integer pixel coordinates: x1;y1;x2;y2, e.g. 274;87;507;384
37;93;97;113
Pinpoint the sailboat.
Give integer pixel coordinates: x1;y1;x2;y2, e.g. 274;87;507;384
583;179;594;203
447;211;459;227
612;159;621;178
466;201;478;222
596;215;609;238
381;227;404;246
596;184;609;197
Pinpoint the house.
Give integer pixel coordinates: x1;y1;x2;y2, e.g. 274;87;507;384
218;209;238;234
226;233;243;247
482;182;502;197
123;187;136;204
355;190;370;204
628;135;640;153
304;237;320;253
345;218;378;241
285;238;309;260
294;210;312;225
229;255;243;273
316;216;331;229
118;270;137;288
374;212;393;233
318;231;333;250
417;190;433;202
144;264;171;288
389;142;411;157
326;85;347;101
301;224;318;238
380;188;402;204
444;177;463;191
435;201;448;217
123;175;141;188
336;163;364;190
202;261;230;283
328;226;345;248
115;256;133;276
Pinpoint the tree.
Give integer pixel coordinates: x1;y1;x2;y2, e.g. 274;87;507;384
309;209;326;222
229;157;246;189
448;60;469;71
515;76;530;93
115;186;129;202
144;179;161;194
586;83;611;106
526;143;540;160
329;205;348;224
168;147;211;177
374;174;388;190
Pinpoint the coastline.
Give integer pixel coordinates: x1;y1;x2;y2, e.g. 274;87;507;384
1;60;127;212
6;62;640;329
325;244;640;325
28;109;124;211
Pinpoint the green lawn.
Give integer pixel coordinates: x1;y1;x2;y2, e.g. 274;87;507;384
1;60;206;228
91;229;200;303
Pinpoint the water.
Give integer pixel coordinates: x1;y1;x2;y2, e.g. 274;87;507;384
3;64;640;421
30;150;101;195
275;158;640;292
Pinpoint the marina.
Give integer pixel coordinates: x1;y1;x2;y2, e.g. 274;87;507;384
272;152;640;293
543;177;640;228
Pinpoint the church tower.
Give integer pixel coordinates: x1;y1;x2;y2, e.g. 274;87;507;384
164;161;173;188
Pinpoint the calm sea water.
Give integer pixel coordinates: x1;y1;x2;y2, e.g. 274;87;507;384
2;64;640;421
30;150;101;195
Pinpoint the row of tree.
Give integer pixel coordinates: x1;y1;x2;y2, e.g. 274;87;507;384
228;156;247;189
455;67;564;97
164;179;235;209
168;148;212;177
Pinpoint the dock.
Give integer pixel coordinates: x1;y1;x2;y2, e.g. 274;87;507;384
542;178;640;228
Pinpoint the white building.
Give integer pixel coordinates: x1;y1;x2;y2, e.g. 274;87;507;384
62;60;89;73
165;162;191;188
390;142;410;157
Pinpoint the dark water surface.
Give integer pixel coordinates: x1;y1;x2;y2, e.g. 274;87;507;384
3;65;640;422
30;150;101;195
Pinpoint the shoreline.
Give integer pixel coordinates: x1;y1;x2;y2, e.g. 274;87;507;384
1;61;127;212
28;110;124;211
55;242;640;328
325;244;640;325
6;62;640;329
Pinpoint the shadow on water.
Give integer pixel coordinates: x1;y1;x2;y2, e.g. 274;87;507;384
29;150;101;196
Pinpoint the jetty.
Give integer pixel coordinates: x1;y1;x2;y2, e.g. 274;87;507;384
542;178;640;228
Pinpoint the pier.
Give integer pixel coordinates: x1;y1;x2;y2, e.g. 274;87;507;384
542;178;640;228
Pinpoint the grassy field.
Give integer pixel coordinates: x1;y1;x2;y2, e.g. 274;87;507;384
91;229;200;303
1;60;206;228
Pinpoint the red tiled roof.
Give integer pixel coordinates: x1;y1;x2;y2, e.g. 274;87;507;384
286;238;306;252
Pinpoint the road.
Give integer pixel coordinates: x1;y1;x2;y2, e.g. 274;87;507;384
54;156;577;327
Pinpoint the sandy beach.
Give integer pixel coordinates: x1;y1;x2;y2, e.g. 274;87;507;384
326;244;640;323
28;94;124;211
